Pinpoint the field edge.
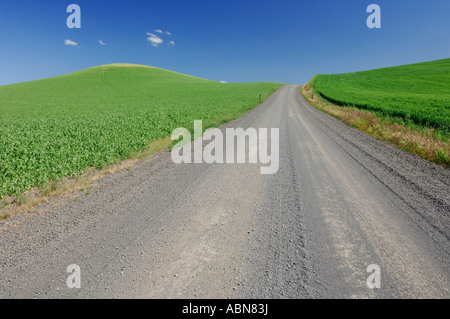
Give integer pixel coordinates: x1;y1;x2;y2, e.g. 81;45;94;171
0;85;282;223
301;82;449;167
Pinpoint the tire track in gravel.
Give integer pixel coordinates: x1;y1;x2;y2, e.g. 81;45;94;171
0;85;448;299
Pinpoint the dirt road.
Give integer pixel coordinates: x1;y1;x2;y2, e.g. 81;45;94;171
0;85;448;298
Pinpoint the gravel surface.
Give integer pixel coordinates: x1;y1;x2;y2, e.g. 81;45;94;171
0;85;448;298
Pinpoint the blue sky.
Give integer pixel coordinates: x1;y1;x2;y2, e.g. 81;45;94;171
0;0;449;85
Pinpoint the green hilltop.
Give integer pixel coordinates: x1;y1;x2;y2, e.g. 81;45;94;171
311;58;450;133
0;64;282;197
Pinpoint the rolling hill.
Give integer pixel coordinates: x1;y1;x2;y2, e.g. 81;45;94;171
310;59;450;133
0;64;281;197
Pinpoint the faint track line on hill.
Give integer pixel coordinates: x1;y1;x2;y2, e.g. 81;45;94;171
100;69;132;97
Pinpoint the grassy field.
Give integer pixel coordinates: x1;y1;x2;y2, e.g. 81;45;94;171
0;64;281;198
311;59;450;135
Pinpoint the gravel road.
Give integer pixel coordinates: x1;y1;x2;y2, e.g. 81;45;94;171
0;85;448;299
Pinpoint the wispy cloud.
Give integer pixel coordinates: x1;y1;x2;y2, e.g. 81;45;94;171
146;33;164;47
155;29;173;35
98;40;107;46
64;39;78;46
147;29;173;48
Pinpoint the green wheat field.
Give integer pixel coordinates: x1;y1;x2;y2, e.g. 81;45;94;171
0;64;281;197
311;59;450;134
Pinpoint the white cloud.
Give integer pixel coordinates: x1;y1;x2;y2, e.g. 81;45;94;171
219;81;228;84
168;40;175;46
155;29;164;34
146;33;163;47
98;40;107;46
166;31;172;35
64;39;78;46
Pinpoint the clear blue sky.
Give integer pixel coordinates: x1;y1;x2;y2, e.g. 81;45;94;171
0;0;449;85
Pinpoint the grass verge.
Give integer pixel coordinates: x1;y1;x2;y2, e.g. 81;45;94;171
301;83;449;167
0;137;172;222
0;86;281;223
